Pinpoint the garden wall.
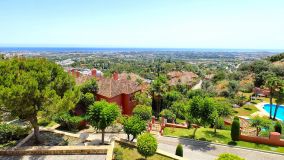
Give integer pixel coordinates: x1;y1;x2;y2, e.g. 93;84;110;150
165;123;187;129
0;146;108;155
239;132;284;147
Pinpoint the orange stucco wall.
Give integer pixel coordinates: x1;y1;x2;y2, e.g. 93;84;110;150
96;92;137;115
239;132;284;147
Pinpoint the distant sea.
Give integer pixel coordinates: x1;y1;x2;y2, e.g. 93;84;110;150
0;47;283;54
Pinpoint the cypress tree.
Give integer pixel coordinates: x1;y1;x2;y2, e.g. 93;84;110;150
231;117;240;141
274;121;282;134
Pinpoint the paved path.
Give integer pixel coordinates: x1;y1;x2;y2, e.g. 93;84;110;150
0;155;106;160
192;80;202;90
157;136;284;160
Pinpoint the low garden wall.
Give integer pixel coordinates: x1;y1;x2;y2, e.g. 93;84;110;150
165;123;187;129
239;132;284;147
0;146;108;155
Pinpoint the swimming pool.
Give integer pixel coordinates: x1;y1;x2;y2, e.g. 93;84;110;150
263;104;284;121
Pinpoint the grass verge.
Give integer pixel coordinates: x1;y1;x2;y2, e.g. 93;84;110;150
163;127;284;153
233;104;259;116
114;142;174;160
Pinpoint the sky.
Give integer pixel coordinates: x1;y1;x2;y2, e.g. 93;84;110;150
0;0;284;49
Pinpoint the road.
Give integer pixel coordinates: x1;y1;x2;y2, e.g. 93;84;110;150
157;136;284;160
192;80;202;90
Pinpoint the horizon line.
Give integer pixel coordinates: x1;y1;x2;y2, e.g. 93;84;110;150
0;46;284;51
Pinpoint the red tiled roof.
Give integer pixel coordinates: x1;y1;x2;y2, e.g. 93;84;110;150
97;78;141;98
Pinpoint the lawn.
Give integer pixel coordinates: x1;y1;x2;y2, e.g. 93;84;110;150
233;104;259;116
240;92;253;100
114;142;174;160
263;97;276;104
163;127;284;153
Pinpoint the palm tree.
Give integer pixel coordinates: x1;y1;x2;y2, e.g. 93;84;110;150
273;86;284;120
251;116;271;136
265;76;281;119
150;75;168;116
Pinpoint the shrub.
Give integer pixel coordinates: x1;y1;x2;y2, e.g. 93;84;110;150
170;100;190;119
80;78;98;94
133;105;152;121
239;82;254;93
175;144;183;157
137;132;157;159
274;121;282;134
123;116;146;141
38;118;50;127
159;109;176;122
216;117;225;129
0;123;30;144
231;117;240;141
53;112;84;131
81;93;95;107
216;153;244;160
113;147;123;160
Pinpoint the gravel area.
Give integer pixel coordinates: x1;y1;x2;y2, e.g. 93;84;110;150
22;131;84;146
0;155;106;160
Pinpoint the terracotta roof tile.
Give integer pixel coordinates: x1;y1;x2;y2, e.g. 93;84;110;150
97;78;141;98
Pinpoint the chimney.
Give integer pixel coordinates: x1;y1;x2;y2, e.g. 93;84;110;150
113;72;119;80
71;69;75;77
91;68;97;77
75;70;80;78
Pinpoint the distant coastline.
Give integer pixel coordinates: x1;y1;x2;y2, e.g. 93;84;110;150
0;47;284;54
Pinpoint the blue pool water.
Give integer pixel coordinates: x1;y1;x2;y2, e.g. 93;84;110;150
263;104;284;120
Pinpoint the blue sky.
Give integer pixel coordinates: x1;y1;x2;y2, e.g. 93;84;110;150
0;0;284;49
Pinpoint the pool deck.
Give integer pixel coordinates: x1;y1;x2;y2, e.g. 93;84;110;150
251;102;270;118
251;102;282;120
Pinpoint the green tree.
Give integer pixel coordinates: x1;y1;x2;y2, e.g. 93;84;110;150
187;89;208;98
0;58;77;142
137;132;157;159
134;92;151;106
255;71;271;87
251;116;271;136
228;80;239;98
188;96;218;137
133;104;152;121
123;116;146;141
81;92;95;107
160;109;176;122
212;71;226;83
214;98;232;133
80;78;98;94
170;100;190;119
201;97;218;127
86;100;120;144
163;91;183;108
188;96;203;137
231;117;240;141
